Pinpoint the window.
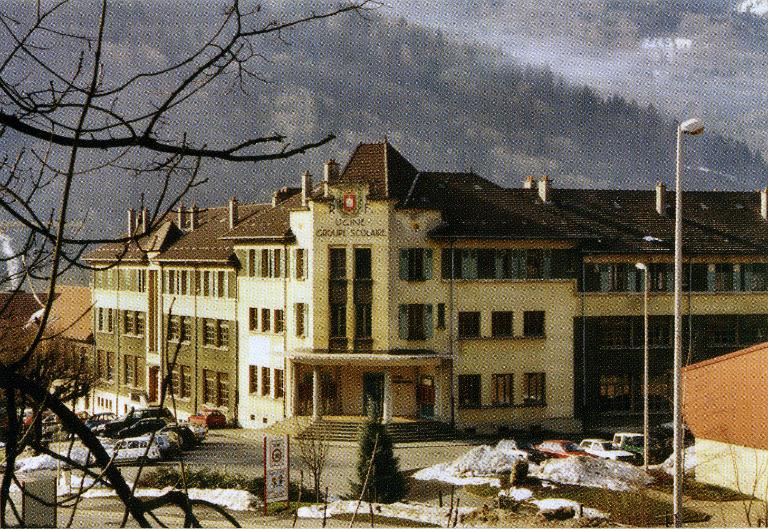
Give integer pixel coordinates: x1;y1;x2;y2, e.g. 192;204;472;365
203;369;217;404
649;317;672;347
218;320;229;347
274;310;284;333
458;374;481;408
458;311;481;338
249;366;258;394
599;373;631;411
249;308;258;331
218;373;229;406
747;264;768;291
295;303;307;337
261;249;270;278
526;250;545;279
398;304;433;340
600;318;632;348
248;250;257;277
355;303;372;339
275;369;284;398
106;351;114;380
136;312;145;336
123;311;135;335
123;355;138;386
181;317;191;343
273;249;282;278
714;264;734;291
330;304;346;338
491;311;513;337
97;308;114;333
523;311;545;337
295;248;306;280
203;319;217;346
261;367;271;397
217;271;226;297
177;365;189;399
168;316;181;342
399;248;433;281
355;248;372;279
523;373;546;405
492;374;514;406
330;248;346;279
261;309;271;332
706;316;738;346
649;264;671;291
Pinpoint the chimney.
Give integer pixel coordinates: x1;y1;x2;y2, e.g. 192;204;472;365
656;182;667;215
302;171;312;207
127;208;136;235
140;208;148;235
523;175;535;189
228;197;239;230
538;176;551;203
189;203;199;230
761;188;768;221
177;203;185;229
324;159;339;183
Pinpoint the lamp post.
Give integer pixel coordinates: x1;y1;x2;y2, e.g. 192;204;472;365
673;118;704;527
635;262;649;472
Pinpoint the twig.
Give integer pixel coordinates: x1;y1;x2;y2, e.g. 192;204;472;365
349;432;379;527
292;470;303;528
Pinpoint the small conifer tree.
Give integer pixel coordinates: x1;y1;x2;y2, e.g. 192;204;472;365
350;414;407;504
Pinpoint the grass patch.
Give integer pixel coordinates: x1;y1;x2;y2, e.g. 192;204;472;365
648;470;755;502
525;480;710;526
334;513;438;527
464;483;500;498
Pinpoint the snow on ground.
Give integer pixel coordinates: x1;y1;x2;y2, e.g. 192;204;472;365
15;446;92;473
414;440;528;486
75;485;259;511
660;446;696;476
532;498;607;520
298;500;475;528
531;456;653;492
498;487;533;501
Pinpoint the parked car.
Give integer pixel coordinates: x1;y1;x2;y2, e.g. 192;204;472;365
185;422;208;444
97;407;175;438
534;440;592;459
85;412;117;431
114;418;170;439
160;424;198;450
154;429;181;459
41;414;62;440
612;432;644;455
579;438;636;463
108;436;162;465
188;409;226;429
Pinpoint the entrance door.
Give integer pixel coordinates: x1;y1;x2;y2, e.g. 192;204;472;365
362;372;384;419
417;375;435;419
148;366;159;403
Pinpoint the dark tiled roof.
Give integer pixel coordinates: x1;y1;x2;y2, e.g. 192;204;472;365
157;203;268;263
221;195;300;241
84;220;182;263
336;141;418;200
411;175;768;253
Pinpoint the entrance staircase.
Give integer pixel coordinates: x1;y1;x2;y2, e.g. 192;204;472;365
294;417;455;443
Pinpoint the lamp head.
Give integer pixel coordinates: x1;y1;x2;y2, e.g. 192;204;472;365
680;118;704;136
635;262;647;271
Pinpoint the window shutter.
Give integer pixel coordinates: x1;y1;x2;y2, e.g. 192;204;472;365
666;265;674;292
733;264;742;292
398;305;408;339
706;264;715;291
228;272;237;298
542;250;552;279
424;304;433;339
513;250;524;279
743;264;753;292
599;265;611;292
462;250;478;279
627;266;637;292
423;249;433;280
399;250;408;280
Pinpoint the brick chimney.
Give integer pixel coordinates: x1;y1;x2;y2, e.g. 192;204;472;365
228;197;238;230
177;203;185;229
140;208;148;235
656;182;667;215
302;171;312;208
128;208;136;235
189;203;199;230
523;175;535;189
538;176;551;203
323;159;338;198
761;188;768;221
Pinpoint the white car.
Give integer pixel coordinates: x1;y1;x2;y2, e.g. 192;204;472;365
108;436;162;465
579;438;636;463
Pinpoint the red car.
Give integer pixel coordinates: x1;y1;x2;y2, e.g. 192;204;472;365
188;409;227;429
534;440;592;459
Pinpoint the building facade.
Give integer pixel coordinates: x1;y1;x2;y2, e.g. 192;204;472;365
85;141;768;432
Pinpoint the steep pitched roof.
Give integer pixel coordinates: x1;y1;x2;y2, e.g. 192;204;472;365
83;220;182;263
43;285;93;343
336;141;418;200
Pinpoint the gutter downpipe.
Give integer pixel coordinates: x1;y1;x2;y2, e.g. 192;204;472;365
448;240;456;428
581;252;587;430
283;242;289;419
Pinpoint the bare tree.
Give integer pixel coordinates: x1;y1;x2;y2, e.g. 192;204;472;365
0;1;376;526
295;425;330;503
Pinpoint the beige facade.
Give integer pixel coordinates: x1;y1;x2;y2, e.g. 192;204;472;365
694;439;768;502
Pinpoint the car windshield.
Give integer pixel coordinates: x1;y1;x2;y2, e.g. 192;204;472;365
564;443;580;452
625;436;643;447
598;442;613;450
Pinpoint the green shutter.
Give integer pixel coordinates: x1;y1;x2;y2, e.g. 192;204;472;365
543;250;552;279
494;250;505;279
462;250;478;279
399;250;408;280
599;265;611;292
398;305;408;339
228;272;237;298
666;265;674;292
424;304;433;339
743;264;753;292
423;249;433;280
627;266;637;292
513;250;524;279
733;265;742;292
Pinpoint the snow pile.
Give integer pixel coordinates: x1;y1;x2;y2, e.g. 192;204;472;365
532;456;653;492
414;440;528;486
498;487;533;501
661;446;696;476
532;498;607;520
76;485;259;511
16;446;92;473
739;0;768;16
298;500;475;527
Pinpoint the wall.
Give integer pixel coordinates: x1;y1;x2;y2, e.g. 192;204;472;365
695;438;768;502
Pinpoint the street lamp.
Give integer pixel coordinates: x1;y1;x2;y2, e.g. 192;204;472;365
673;118;704;527
635;262;649;472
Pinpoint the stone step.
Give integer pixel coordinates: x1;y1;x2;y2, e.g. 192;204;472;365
294;419;455;443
